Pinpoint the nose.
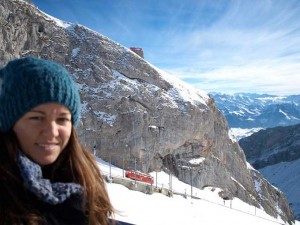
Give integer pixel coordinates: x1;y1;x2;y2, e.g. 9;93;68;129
42;121;59;137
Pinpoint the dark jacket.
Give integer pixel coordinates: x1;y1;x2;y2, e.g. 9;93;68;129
32;194;87;225
1;189;134;225
31;194;134;225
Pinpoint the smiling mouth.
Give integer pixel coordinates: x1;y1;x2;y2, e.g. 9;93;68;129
38;144;58;147
37;143;58;150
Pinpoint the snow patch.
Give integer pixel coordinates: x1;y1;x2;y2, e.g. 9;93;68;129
94;111;117;126
189;157;205;165
156;68;210;107
72;48;80;58
229;127;264;141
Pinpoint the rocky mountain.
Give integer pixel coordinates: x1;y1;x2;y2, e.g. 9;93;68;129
210;92;300;129
0;0;294;223
239;123;300;169
239;124;300;219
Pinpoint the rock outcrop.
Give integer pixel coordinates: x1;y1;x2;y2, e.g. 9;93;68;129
240;123;300;169
0;0;294;223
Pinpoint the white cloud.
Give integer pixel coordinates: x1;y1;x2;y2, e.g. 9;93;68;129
167;57;300;95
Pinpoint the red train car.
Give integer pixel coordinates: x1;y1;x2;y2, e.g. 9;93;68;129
125;170;154;184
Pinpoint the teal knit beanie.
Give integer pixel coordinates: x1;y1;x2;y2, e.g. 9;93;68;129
0;57;81;132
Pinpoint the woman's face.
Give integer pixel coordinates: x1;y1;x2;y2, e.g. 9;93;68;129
13;103;72;166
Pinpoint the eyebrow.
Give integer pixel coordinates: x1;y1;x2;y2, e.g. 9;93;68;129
29;110;71;116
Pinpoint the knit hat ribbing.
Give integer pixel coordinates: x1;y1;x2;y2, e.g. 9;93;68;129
0;57;81;132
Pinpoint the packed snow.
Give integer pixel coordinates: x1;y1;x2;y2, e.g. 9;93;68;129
97;157;299;225
260;158;300;220
229;127;264;141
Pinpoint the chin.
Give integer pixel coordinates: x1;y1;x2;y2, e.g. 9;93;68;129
36;157;58;166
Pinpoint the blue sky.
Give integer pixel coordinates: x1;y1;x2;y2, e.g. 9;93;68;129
31;0;300;95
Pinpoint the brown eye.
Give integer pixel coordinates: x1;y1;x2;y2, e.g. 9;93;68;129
57;117;71;124
29;116;44;121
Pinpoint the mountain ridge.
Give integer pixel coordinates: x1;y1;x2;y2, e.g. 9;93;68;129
239;123;300;168
210;92;300;129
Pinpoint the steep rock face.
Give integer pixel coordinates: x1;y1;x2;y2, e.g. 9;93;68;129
0;0;294;222
239;123;300;169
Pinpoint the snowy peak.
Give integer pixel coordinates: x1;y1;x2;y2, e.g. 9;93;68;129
210;92;300;128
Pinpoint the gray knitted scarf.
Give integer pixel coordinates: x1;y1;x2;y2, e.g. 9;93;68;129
17;150;83;205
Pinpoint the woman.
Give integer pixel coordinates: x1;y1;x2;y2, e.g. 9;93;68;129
0;57;114;224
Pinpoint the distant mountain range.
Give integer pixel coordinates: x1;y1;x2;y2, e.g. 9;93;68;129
209;92;300;129
210;92;300;220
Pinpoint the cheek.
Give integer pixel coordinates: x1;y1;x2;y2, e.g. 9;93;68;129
60;127;72;146
13;124;36;151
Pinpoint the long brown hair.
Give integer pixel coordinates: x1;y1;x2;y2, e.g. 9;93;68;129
0;128;114;225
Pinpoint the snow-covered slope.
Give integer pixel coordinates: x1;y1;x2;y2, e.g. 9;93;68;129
260;158;300;220
97;158;298;225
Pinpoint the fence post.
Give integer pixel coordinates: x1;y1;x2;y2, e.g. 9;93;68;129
109;154;112;179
